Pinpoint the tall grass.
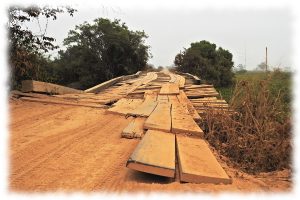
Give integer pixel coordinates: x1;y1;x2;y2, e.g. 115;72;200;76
202;70;292;173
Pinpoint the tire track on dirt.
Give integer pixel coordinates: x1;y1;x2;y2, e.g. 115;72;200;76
10;112;132;191
10;110;113;186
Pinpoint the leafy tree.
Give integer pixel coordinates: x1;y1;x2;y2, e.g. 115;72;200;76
174;40;234;87
55;18;151;89
257;62;267;71
9;6;76;89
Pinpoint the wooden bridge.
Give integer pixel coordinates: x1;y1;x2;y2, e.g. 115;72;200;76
10;70;233;191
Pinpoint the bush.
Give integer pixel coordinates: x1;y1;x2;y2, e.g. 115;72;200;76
201;78;291;173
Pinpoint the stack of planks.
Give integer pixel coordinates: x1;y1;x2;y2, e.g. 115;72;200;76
123;71;231;184
184;85;219;98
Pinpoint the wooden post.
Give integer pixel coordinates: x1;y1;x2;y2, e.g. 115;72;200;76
265;46;268;72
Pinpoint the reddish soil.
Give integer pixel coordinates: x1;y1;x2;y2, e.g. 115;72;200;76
9;99;292;192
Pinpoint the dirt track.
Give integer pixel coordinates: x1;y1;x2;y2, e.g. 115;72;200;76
9;99;291;192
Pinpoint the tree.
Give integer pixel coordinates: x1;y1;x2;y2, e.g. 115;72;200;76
174;40;234;87
9;6;76;89
257;62;267;71
55;18;151;89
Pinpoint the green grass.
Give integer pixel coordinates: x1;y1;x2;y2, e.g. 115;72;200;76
216;70;292;118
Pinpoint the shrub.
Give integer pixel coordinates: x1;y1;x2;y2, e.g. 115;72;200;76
201;78;291;173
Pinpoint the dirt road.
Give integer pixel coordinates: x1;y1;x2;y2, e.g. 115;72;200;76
9;99;291;192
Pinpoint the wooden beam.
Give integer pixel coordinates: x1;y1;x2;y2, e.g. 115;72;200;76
170;98;204;137
126;130;175;178
160;83;180;95
177;91;201;121
144;102;172;132
22;80;83;95
176;135;231;184
20;97;105;109
107;98;144;115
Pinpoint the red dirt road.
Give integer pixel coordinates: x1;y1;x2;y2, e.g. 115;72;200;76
9;99;291;192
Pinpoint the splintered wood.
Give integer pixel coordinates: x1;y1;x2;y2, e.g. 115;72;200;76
122;117;146;139
107;98;143;115
128;92;158;117
126;130;175;177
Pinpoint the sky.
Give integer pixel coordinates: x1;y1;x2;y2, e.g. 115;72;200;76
25;4;293;70
1;1;300;200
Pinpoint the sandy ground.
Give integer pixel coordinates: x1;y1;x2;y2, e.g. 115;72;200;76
9;99;292;193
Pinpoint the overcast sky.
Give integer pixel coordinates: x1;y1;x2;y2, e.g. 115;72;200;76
25;5;292;70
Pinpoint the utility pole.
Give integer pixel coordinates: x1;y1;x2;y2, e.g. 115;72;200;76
244;44;247;69
265;46;268;72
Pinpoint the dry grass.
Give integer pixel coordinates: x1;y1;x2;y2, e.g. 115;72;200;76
201;76;291;174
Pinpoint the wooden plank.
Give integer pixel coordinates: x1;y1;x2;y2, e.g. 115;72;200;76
144;102;171;132
185;84;214;89
178;75;185;89
176;135;231;184
22;80;83;95
190;99;226;104
185;89;218;93
177;91;201;121
126;130;175;177
84;76;123;93
193;103;229;108
122;117;146;139
157;94;169;103
20;97;105;108
187;93;219;98
84;71;140;93
128;99;158;117
171;99;204;137
107;98;144;115
159;83;179;95
11;91;50;99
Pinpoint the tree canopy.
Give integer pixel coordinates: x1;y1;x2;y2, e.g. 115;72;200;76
54;18;151;89
9;6;76;89
174;40;234;87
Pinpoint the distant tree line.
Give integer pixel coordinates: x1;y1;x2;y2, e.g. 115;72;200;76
174;40;234;87
9;6;151;90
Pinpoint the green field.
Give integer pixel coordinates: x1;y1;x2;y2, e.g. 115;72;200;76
216;70;291;117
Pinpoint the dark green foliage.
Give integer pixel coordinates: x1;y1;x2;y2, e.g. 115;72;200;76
174;40;234;87
9;6;76;89
55;18;151;89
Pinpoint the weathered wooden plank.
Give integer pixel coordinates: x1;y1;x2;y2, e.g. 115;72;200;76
126;130;175;177
171;99;204;137
22;80;83;95
176;135;231;184
190;99;226;104
20;97;105;108
160;83;179;95
178;75;185;89
11;91;50;99
144;102;171;132
84;76;124;93
157;94;169;103
177;91;201;121
128;99;158;117
122;117;146;139
107;98;144;115
187;93;219;99
185;89;218;93
185;84;214;89
193;103;229;108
